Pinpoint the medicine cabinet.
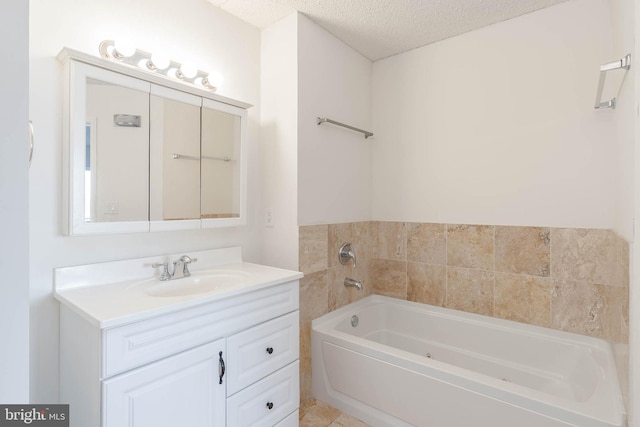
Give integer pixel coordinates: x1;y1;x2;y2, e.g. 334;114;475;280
59;48;249;235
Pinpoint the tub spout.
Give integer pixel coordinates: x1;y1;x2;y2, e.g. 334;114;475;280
344;277;363;291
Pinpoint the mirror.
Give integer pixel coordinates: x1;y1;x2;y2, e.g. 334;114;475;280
85;78;150;224
201;102;242;219
150;88;201;228
63;58;248;235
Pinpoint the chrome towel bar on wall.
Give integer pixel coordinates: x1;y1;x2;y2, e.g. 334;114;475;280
594;54;631;109
317;117;373;139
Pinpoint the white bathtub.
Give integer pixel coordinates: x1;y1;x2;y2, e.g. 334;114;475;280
312;295;625;427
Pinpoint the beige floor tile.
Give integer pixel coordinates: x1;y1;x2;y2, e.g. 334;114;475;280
300;399;342;427
328;413;371;427
300;399;371;427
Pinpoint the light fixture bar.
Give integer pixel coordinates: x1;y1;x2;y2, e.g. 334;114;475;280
98;40;222;92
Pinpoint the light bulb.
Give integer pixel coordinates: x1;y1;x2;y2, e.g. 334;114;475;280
151;52;170;70
179;62;198;79
208;71;224;88
113;41;136;58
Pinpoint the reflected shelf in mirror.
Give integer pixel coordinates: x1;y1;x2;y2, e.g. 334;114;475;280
173;153;234;162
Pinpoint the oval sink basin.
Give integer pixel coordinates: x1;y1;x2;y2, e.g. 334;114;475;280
130;270;252;298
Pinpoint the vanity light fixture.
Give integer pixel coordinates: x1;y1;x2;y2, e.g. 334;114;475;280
98;40;223;92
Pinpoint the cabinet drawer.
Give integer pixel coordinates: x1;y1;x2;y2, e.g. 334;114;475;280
227;311;299;395
226;361;299;427
274;410;299;427
103;281;298;378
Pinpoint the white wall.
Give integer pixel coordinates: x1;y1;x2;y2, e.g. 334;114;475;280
260;13;300;270
0;0;29;402
260;12;372;272
611;0;636;241
297;14;372;226
609;0;636;421
372;0;619;231
29;0;261;402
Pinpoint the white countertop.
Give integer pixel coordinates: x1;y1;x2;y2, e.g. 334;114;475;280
54;248;303;329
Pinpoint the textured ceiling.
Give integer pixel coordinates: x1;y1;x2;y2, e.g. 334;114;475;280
207;0;570;61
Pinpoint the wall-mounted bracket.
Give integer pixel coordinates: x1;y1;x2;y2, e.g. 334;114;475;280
594;54;631;110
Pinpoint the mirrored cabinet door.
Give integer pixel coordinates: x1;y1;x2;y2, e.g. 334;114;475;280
86;78;150;223
66;61;151;235
200;99;247;229
149;85;202;232
201;105;240;218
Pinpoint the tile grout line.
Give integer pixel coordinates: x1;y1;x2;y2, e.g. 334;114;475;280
445;223;448;308
549;227;553;329
493;225;496;317
403;222;408;299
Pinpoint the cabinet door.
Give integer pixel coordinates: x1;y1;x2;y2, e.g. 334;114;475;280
103;340;226;427
66;61;151;235
149;84;202;231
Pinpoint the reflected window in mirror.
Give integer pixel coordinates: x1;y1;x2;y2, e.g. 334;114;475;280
84;122;93;222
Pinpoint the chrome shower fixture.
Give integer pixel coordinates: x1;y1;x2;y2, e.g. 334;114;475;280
339;243;357;267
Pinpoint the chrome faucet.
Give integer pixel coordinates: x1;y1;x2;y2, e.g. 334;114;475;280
339;243;357;267
344;277;363;291
151;255;198;281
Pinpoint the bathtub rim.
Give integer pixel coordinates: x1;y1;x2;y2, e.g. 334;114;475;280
311;295;626;427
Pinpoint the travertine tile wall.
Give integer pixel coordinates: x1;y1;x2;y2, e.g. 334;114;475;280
298;222;375;403
298;222;629;404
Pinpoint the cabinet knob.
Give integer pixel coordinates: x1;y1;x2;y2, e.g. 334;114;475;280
266;347;274;355
266;402;274;410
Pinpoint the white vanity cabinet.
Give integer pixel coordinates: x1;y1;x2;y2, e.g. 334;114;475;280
59;279;300;427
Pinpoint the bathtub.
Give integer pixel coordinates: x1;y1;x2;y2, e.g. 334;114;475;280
312;295;625;427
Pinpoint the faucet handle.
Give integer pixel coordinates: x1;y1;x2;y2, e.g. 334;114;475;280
339;243;357;267
178;255;198;277
179;255;198;264
151;262;171;281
